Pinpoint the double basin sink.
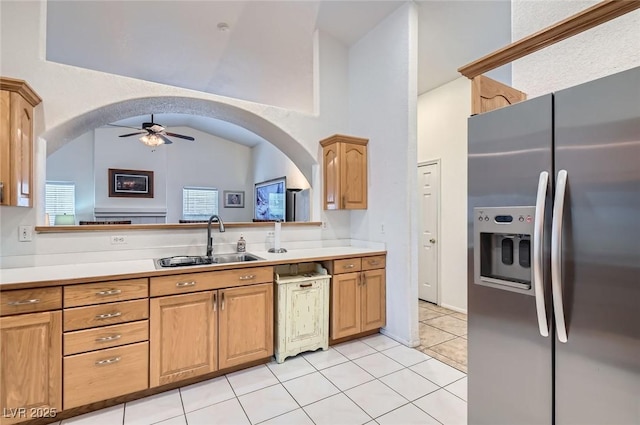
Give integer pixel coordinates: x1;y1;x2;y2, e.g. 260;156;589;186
155;253;264;269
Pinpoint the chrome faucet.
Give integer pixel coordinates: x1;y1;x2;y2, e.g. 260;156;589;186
206;215;225;258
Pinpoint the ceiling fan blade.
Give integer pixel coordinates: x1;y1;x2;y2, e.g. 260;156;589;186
119;131;147;137
157;134;174;145
108;124;144;130
165;132;195;141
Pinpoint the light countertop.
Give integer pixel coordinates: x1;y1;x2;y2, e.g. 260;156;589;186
0;247;385;288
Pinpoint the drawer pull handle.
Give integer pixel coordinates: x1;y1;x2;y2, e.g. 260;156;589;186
95;356;121;366
343;264;355;269
176;281;196;287
299;283;313;288
96;289;122;296
95;334;122;343
239;275;255;281
95;312;122;320
368;260;380;266
7;299;40;306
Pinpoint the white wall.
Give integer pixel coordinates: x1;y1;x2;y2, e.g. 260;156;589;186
165;128;254;223
512;1;640;96
252;142;310;191
417;77;470;313
94;127;169;214
348;2;419;346
46;131;94;222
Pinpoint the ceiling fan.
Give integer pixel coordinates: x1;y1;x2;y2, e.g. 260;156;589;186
114;114;195;147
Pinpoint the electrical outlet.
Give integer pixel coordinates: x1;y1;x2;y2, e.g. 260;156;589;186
321;221;327;229
18;225;33;242
380;223;385;234
110;235;127;245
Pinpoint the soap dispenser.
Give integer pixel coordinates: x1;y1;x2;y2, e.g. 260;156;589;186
237;234;246;253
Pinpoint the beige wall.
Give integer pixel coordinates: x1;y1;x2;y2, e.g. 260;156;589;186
417;77;470;312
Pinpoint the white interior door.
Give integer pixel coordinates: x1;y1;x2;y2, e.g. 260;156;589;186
418;162;440;303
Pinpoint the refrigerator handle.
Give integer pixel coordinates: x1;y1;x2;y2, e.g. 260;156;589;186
533;171;550;337
552;170;569;343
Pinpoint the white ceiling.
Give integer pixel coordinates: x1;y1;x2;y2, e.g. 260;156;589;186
47;0;511;145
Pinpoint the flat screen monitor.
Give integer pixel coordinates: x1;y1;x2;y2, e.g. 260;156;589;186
254;177;286;221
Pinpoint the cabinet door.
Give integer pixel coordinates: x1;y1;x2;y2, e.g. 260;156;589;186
331;272;361;340
340;143;367;209
10;92;33;207
0;91;10;206
323;143;340;210
150;292;217;387
0;311;61;425
219;283;273;369
361;269;386;331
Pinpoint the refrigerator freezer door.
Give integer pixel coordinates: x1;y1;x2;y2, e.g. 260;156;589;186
554;67;640;424
468;94;553;424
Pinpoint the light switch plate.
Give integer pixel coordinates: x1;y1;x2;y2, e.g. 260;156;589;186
18;225;33;242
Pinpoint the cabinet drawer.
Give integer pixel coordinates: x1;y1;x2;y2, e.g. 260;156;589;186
150;271;219;297
150;266;273;297
63;342;149;409
361;256;386;271
333;258;362;274
64;320;148;356
214;266;273;287
64;299;149;332
64;278;148;308
0;287;62;316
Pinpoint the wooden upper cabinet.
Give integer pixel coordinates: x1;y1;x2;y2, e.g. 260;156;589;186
0;311;61;425
218;283;273;369
320;134;368;210
471;75;526;115
150;292;217;387
0;77;41;207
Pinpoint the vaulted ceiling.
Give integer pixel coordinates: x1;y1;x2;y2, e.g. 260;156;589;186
46;0;511;143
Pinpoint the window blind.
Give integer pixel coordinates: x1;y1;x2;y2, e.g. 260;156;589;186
45;181;76;217
183;187;218;219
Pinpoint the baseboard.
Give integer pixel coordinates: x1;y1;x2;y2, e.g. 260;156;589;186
440;303;467;315
380;328;421;348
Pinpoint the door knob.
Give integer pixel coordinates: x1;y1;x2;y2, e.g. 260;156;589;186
430;238;436;244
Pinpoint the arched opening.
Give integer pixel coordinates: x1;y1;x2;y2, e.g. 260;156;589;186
40;96;319;225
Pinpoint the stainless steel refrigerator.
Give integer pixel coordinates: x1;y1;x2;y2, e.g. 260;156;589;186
467;66;639;424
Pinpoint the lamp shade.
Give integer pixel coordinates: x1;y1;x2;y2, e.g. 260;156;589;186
55;214;75;225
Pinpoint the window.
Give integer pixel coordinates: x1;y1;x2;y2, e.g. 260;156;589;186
45;181;76;223
183;187;218;220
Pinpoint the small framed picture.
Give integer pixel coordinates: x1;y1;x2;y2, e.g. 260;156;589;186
224;190;245;208
108;168;154;198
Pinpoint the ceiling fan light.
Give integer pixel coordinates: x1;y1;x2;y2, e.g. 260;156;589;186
139;134;164;147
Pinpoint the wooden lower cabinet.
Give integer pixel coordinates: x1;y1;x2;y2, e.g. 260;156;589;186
150;292;217;387
219;283;273;369
329;257;386;341
63;342;148;409
0;311;61;425
361;269;386;331
331;273;361;340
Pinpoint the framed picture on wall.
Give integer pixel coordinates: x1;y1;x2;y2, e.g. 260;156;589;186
223;190;245;208
108;168;154;198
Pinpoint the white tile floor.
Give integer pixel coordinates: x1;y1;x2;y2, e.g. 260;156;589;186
58;334;467;425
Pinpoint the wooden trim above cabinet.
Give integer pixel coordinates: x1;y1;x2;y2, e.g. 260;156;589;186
0;76;42;107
